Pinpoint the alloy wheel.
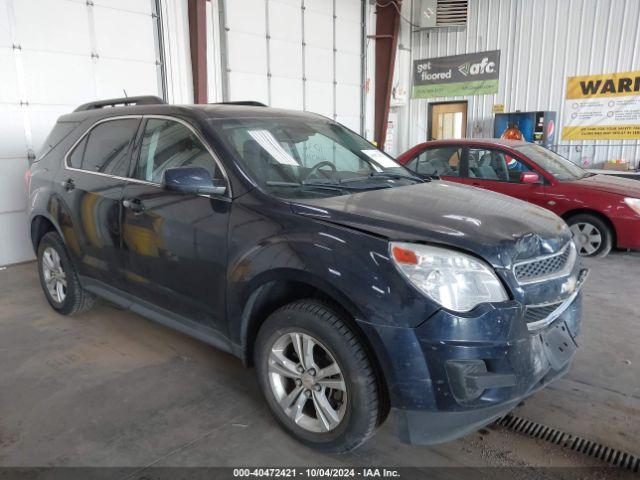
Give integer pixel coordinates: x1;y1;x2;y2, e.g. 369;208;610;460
570;222;602;256
267;332;347;433
42;246;67;303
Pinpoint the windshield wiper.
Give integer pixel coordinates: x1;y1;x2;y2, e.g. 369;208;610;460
267;180;383;194
267;175;415;193
337;171;425;184
267;180;349;192
369;171;426;182
301;179;392;190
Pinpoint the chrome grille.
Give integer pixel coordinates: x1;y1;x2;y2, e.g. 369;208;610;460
524;303;563;324
514;242;574;284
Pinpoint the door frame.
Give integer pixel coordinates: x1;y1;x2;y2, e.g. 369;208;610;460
427;101;468;141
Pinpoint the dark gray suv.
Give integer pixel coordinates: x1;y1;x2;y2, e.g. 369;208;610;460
27;96;586;451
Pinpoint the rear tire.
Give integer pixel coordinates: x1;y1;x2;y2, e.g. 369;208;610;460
37;231;96;315
255;300;379;452
566;214;612;257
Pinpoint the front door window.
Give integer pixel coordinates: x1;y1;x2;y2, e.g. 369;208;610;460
134;119;224;184
467;148;532;183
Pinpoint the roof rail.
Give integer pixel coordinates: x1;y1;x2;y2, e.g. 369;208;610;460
74;96;166;112
214;101;268;107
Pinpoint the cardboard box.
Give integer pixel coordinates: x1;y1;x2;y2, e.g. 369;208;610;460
602;161;630;172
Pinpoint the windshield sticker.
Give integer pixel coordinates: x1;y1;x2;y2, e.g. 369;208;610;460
248;130;300;166
361;149;398;169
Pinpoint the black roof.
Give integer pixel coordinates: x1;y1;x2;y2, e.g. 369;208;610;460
60;96;325;123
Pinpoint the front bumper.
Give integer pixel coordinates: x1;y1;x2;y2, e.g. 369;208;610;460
394;357;572;444
611;215;640;250
356;269;586;445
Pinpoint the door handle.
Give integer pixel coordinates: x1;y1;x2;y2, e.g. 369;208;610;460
61;178;75;192
123;198;145;213
472;182;486;188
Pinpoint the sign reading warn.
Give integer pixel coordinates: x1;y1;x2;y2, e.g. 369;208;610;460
563;70;640;140
412;50;500;99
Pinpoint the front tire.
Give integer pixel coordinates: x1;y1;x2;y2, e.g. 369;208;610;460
37;231;96;315
255;300;379;452
567;214;612;257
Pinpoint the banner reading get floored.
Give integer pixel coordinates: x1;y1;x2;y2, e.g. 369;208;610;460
562;70;640;140
412;51;500;99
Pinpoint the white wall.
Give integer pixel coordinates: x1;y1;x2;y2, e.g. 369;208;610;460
221;0;365;133
404;0;640;167
363;0;377;142
0;0;370;265
160;0;194;104
0;0;166;265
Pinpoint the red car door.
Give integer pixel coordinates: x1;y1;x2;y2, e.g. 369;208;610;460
403;145;465;183
464;146;549;209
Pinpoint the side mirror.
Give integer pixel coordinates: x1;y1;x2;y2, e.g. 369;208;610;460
163;167;227;196
520;172;541;184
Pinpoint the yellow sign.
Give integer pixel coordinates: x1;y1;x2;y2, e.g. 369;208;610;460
566;71;640;99
492;103;504;113
563;125;640;140
562;69;640;140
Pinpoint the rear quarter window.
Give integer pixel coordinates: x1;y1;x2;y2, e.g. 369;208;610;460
37;121;80;160
68;136;87;169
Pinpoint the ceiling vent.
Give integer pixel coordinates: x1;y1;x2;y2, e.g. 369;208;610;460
421;0;468;28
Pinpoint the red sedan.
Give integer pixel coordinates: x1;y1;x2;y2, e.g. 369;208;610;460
397;139;640;257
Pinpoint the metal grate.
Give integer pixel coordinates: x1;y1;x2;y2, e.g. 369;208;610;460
524;302;562;324
497;414;640;472
514;243;572;283
436;0;468;26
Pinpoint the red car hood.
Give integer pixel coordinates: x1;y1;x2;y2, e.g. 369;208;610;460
570;174;640;197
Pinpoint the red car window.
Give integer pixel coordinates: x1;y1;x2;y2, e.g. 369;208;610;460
408;147;463;177
467;148;532;183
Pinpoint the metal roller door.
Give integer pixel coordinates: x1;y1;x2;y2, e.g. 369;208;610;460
0;0;165;265
223;0;364;133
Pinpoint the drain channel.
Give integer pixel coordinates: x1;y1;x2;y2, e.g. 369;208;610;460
496;414;639;473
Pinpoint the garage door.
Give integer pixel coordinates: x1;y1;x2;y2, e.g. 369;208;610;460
0;0;165;265
223;0;363;133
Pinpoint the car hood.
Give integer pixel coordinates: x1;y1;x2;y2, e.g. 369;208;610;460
569;174;640;197
291;181;572;268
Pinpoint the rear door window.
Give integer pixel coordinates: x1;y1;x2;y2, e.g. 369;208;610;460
407;147;463;176
68;118;140;177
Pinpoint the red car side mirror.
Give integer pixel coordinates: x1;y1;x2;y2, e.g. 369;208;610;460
520;172;540;184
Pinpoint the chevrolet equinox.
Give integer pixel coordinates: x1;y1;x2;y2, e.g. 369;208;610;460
27;96;587;452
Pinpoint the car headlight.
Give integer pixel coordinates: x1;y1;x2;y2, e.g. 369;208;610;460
624;197;640;216
389;242;508;312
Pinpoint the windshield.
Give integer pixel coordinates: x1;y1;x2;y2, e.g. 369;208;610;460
209;116;421;199
515;144;590;181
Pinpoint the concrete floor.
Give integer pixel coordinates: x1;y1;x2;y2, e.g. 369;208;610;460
0;252;638;473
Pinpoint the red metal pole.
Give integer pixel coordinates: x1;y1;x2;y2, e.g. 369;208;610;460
374;0;402;148
188;0;208;104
